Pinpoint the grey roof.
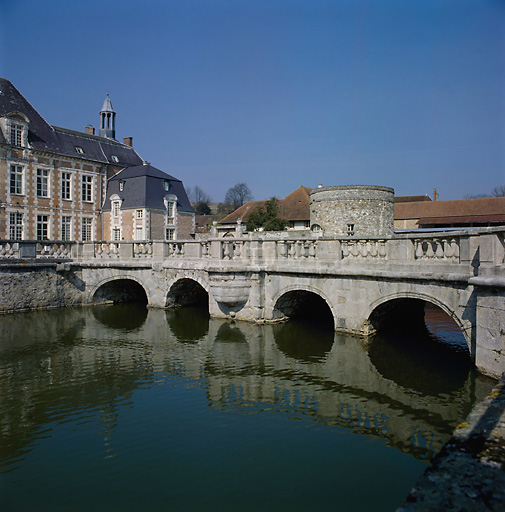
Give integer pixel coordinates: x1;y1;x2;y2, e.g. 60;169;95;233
103;164;194;213
0;77;142;167
100;93;115;113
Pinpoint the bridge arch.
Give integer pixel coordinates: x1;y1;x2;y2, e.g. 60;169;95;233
366;292;470;350
89;275;149;305
269;285;335;328
166;278;209;308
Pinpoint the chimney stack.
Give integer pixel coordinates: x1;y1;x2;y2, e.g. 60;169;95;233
85;125;95;135
433;188;438;201
123;137;133;147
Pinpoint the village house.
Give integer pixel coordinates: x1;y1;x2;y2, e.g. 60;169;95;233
219;185;505;235
218;186;312;235
394;196;505;230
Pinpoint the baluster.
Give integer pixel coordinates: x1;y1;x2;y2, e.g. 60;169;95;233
201;242;208;257
435;239;444;259
223;241;230;260
360;240;368;258
378;240;387;259
451;239;460;261
369;241;378;258
350;241;359;258
443;239;452;259
234;241;242;259
425;240;435;258
289;242;296;258
308;241;316;258
414;239;423;259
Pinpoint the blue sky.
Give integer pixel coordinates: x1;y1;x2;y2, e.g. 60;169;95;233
1;0;503;202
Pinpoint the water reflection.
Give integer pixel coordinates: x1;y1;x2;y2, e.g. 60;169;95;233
0;305;494;478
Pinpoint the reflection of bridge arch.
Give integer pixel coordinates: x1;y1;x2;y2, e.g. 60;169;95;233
89;276;149;304
270;285;335;328
367;292;469;349
166;278;209;308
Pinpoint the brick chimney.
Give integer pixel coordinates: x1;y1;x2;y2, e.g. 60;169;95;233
85;125;95;135
123;137;133;147
433;188;438;201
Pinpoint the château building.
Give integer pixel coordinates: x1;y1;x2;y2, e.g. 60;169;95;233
102;163;195;241
0;78;194;242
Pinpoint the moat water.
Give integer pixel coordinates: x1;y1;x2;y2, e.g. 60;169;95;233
0;304;494;511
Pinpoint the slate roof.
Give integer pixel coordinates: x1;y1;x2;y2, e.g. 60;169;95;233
103;164;194;213
219;186;312;225
0;77;142;167
394;197;505;226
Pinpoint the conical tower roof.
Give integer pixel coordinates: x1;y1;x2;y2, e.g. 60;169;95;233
100;93;115;113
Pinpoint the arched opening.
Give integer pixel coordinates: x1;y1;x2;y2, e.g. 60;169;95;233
274;290;334;328
165;279;209;342
368;298;472;395
272;291;334;360
368;298;468;353
93;279;148;305
166;279;209;308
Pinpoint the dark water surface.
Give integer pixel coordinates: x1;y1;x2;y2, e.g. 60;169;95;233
0;305;494;511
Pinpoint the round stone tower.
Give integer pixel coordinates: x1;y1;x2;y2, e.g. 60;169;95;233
310;185;394;237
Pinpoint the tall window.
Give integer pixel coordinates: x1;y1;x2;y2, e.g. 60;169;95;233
82;175;93;202
61;172;72;200
346;223;354;236
166;201;175;223
10;165;24;195
135;227;144;240
82;218;92;241
113;228;121;241
9;212;23;240
166;228;175;241
37;215;49;240
136;209;143;219
37;169;49;197
10;123;23;146
112;201;120;218
61;216;72;241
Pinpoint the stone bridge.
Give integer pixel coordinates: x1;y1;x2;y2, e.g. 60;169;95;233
1;226;504;378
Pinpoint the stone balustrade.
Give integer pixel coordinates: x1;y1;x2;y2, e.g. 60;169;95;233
413;237;460;262
1;229;504;275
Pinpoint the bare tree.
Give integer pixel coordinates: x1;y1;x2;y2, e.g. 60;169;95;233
186;186;212;215
187;185;211;204
465;184;505;199
224;183;252;210
491;184;505;197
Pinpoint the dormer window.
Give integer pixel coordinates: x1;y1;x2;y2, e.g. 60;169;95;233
111;155;119;163
75;146;84;154
164;180;170;191
10;123;23;146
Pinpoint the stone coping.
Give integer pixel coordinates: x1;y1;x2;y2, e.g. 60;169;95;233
397;373;505;511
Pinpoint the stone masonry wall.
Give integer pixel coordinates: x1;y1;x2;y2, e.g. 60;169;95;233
0;265;86;313
310;185;394;237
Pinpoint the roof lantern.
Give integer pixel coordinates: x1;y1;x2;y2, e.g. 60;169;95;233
99;92;116;139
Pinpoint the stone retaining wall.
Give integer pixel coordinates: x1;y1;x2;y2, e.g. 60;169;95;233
0;264;86;313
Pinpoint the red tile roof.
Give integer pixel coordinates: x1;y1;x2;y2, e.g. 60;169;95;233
219;186;312;224
395;197;505;224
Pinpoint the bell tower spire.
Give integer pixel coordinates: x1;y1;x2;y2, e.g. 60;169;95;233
99;93;116;139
